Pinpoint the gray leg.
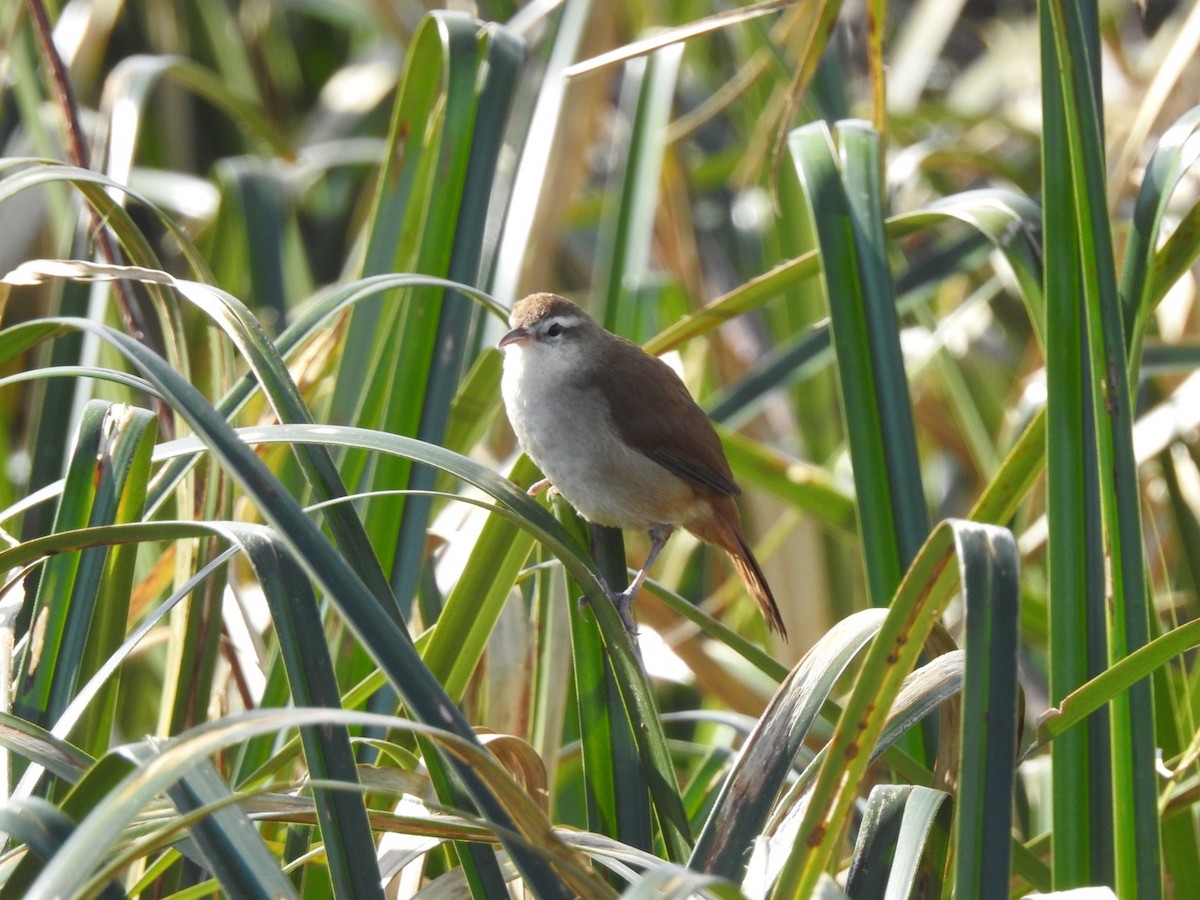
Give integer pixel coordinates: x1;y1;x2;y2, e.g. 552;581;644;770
608;525;673;636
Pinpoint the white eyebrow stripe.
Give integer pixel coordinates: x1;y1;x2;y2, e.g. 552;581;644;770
543;315;588;331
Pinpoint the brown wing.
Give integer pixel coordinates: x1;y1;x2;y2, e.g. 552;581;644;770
590;334;740;497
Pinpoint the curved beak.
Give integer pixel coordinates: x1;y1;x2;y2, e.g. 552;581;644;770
498;326;531;348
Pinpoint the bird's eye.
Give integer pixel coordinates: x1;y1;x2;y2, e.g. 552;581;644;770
546;322;564;337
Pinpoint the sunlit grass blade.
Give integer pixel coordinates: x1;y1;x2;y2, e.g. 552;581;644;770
336;13;496;622
1032;617;1200;751
236;527;382;898
592;44;682;332
390;21;525;619
6;258;397;616
751;650;962;892
0;516;374;892
70;402;156;763
489;0;594;305
97;54;290;177
834;120;929;560
419;455;540;698
563;0;799;79
0;713;93;785
25;708;613;899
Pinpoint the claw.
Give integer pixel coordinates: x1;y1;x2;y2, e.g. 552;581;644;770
576;587;640;638
528;478;553;497
608;589;641;637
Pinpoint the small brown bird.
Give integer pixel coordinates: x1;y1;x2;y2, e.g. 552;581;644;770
498;292;786;638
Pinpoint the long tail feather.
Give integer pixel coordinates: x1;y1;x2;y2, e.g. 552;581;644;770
729;530;787;638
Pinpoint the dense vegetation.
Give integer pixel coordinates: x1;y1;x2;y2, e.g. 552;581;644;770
2;0;1199;896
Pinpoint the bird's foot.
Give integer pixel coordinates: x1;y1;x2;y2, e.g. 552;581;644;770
528;478;556;497
606;587;641;637
577;585;640;638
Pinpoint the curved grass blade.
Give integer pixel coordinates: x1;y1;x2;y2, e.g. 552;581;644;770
0;797;123;900
16;318;588;899
954;518;1021;898
563;0;798;79
1032;617;1200;753
419;455;541;699
96;53;290;179
1119;105;1200;372
0;516;380;896
13;545;240;802
846;785;951;898
159;755;299;900
752;650;964;894
236;528;382;899
13;401;154;749
146;420;695;867
336;12;494;622
0;714;93;785
689;608;888;878
69;403;157;762
489;0;594;305
25;708;613;899
592;43;682;332
5;258;398;620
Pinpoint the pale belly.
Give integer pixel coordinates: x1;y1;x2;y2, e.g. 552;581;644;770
502;356;699;531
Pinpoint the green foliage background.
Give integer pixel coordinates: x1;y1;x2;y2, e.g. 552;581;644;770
1;0;1199;896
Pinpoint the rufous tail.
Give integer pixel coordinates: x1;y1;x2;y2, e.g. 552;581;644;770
692;507;787;638
729;530;787;638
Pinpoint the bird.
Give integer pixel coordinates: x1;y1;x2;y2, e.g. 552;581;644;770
498;292;786;639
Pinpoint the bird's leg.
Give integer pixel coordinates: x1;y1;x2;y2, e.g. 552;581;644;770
607;525;674;636
528;477;553;497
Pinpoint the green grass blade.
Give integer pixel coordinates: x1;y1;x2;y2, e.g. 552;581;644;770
419;455;540;698
592;44;683;331
26;708;614;899
1119;105;1200;371
237;528;382;899
788;120;925;606
163;757;299;899
70;403;156;762
1044;2;1159;892
834;120;929;563
390;20;525;616
1033;618;1200;749
1039;1;1107;885
846;785;951;898
14;401;115;733
953;520;1021;898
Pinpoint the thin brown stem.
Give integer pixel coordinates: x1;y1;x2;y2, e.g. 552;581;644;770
25;0;172;432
